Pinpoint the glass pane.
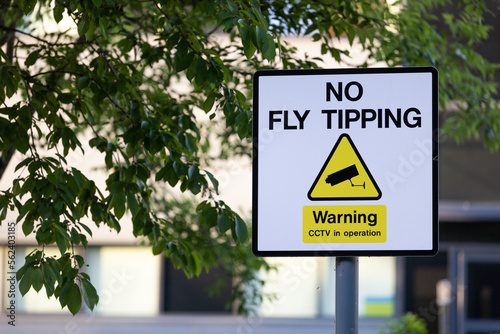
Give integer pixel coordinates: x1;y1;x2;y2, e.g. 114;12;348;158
467;262;500;319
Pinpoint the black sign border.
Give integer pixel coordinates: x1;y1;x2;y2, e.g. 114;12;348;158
252;67;439;257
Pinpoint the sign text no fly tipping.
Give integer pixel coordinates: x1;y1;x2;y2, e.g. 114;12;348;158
252;67;438;256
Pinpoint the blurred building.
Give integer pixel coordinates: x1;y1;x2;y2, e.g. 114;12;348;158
1;5;500;332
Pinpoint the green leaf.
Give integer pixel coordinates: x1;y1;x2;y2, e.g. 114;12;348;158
70;227;81;245
188;164;199;179
191;250;202;276
165;167;178;187
25;51;40;67
185;134;196;153
263;35;276;61
127;192;139;216
92;0;102;7
47;258;62;284
42;263;57;297
89;136;106;149
0;47;8;61
202;91;216;113
85;18;96;41
14;130;30;154
18;199;36;223
136;164;150;181
72;168;85;188
204;207;217;227
81;279;99;311
80;234;88;248
78;222;93;236
205;170;219;194
152;238;166;255
77;76;91;90
21;0;37;14
15;157;34;172
255;25;267;50
109;215;121;233
125;165;137;180
166;32;180;49
59;281;70;306
19;266;34;296
218;211;231;233
38;202;52;219
152;223;160;241
189;176;202;195
17;256;34;281
22;219;34;236
113;191;126;219
243;34;257;60
77;15;90;37
74;254;85;268
236;112;249;139
194;56;208;84
175;51;195;73
60;282;82;315
53;3;64;23
227;0;238;14
32;267;44;292
0;207;6;221
64;268;79;282
155;165;167;181
99;19;108;40
28;160;42;174
54;227;68;254
235;216;248;243
41;262;56;281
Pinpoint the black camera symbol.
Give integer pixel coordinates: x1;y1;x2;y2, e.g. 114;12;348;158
325;164;365;188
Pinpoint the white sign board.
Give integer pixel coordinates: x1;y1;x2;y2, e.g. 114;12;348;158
252;67;438;256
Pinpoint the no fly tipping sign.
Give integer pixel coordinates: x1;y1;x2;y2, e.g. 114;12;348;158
252;67;438;256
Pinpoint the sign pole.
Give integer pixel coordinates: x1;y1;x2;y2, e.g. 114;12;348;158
335;257;359;334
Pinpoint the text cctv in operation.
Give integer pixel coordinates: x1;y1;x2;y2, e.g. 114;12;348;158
267;81;422;130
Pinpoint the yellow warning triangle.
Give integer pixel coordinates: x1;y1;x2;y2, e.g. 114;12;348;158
308;134;382;201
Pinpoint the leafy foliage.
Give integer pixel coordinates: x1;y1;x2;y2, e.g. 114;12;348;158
374;0;500;148
379;312;428;334
0;0;498;315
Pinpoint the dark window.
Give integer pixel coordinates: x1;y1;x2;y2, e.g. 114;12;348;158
404;252;448;334
162;259;233;313
467;262;500;319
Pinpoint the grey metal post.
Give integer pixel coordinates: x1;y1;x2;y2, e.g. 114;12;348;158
335;257;359;334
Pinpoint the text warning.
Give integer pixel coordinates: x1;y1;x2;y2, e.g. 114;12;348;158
303;205;387;243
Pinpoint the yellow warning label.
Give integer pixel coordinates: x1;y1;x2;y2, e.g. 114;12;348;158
303;205;386;243
308;134;381;201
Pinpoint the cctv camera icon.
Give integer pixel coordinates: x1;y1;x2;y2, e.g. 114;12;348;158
325;164;365;188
